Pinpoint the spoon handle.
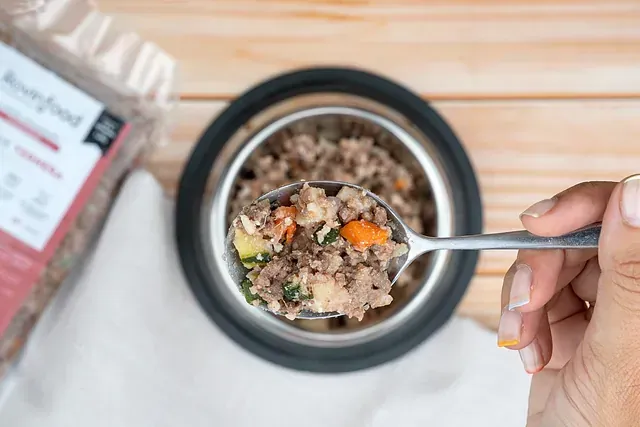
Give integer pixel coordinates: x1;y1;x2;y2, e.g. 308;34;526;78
428;223;601;251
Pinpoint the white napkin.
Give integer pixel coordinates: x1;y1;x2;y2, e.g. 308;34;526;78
0;170;531;427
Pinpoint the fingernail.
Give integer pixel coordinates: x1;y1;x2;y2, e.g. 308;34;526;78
519;339;544;374
621;174;640;228
508;265;533;310
520;198;556;219
497;307;521;347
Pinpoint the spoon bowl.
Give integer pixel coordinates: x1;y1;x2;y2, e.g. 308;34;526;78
223;181;399;319
225;180;601;320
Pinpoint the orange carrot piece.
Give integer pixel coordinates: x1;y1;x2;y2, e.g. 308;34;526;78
394;178;408;190
340;220;389;251
273;206;297;243
285;223;296;243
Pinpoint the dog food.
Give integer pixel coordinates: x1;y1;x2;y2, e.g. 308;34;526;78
231;183;408;320
229;128;437;328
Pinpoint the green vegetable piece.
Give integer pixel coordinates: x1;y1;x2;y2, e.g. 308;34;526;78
313;225;340;246
283;282;300;301
241;278;265;305
241;279;256;303
233;229;271;261
283;282;312;302
240;252;272;268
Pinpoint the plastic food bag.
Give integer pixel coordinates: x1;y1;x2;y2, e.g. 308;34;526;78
0;0;178;379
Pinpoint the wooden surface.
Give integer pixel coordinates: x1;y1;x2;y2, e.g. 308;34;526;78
100;0;640;329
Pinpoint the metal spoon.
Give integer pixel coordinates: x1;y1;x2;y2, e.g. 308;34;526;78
224;180;601;319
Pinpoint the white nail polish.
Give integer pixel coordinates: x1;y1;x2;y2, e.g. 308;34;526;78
508;265;532;310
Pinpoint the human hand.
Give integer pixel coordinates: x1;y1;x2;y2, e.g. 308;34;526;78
498;175;640;426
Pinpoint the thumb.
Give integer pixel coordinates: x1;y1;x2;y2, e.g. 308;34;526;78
591;174;640;346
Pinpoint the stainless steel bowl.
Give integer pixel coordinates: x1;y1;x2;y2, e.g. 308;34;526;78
176;68;481;372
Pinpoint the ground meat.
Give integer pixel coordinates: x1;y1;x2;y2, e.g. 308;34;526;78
309;252;343;275
229;127;436;329
371;242;396;264
231;184;408;320
373;207;388;226
252;257;292;300
238;202;270;235
293;185;340;228
350;265;393;309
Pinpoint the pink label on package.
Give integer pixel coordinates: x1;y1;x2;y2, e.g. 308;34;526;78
0;42;130;336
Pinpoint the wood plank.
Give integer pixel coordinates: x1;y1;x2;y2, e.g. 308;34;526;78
458;275;504;330
99;0;640;98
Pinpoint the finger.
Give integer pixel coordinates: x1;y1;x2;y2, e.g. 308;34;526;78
498;249;585;350
525;289;592;422
520;181;616;237
506;249;592;313
498;306;543;351
498;263;529;348
547;284;588;325
498;252;563;351
517;312;552;374
526;312;590;427
545;285;589;370
527;369;560;426
546;310;589;370
499;262;545;349
517;286;586;373
570;257;600;303
589;174;640;350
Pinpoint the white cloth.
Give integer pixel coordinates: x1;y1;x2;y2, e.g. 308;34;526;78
0;170;531;427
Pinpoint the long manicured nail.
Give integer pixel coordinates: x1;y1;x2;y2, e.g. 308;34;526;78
497;307;521;347
520;198;556;218
508;265;533;310
519;339;544;374
621;174;640;228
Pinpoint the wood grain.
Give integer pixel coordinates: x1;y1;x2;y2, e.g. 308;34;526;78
459;275;504;329
147;99;640;328
99;0;640;99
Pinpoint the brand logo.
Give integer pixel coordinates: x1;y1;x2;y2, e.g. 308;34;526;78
1;70;84;128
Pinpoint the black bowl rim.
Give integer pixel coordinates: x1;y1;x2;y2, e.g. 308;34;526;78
175;66;483;373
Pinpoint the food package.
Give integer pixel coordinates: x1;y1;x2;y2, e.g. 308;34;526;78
0;0;178;379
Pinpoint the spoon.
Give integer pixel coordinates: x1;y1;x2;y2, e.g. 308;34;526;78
224;180;601;319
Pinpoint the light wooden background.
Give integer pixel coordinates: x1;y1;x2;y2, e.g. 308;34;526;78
100;0;640;329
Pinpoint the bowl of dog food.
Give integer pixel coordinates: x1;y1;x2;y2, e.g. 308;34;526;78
175;67;482;373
